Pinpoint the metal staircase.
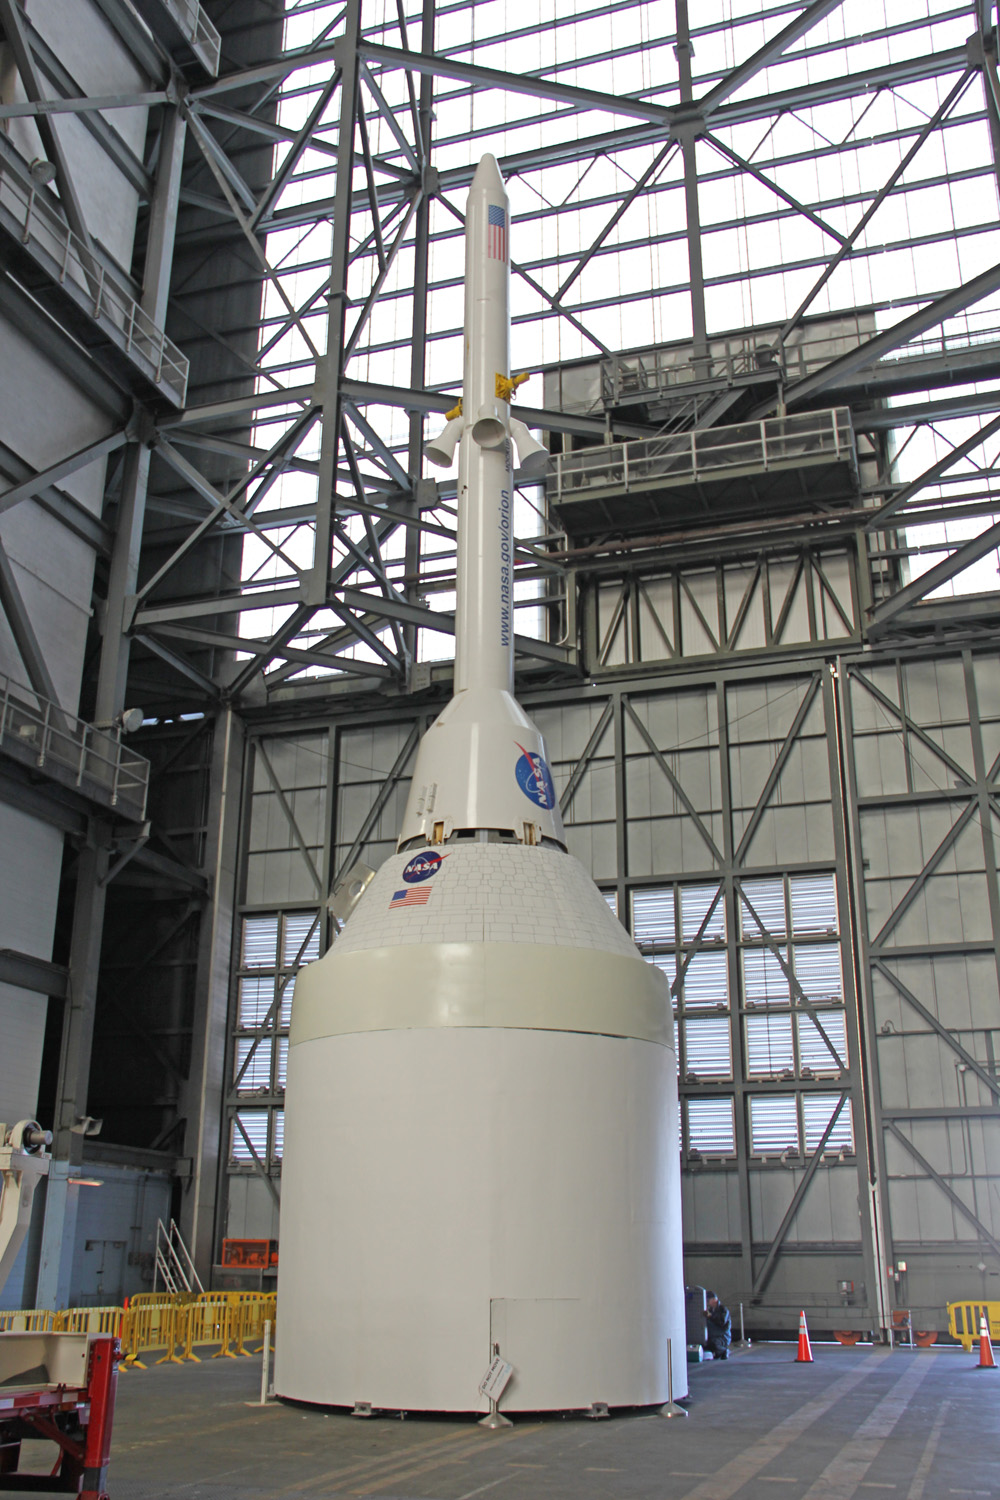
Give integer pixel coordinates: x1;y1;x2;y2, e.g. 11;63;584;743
153;1218;204;1295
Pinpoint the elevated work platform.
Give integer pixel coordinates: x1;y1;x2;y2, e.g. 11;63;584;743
0;671;149;822
129;0;221;77
0;150;188;409
548;408;859;541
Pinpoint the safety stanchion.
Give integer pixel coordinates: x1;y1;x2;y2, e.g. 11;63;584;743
977;1314;996;1369
796;1310;814;1362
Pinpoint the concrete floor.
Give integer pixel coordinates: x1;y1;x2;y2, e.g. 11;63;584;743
22;1341;1000;1498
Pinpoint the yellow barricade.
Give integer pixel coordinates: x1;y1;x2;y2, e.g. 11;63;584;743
0;1309;55;1332
177;1299;234;1361
53;1306;123;1336
128;1291;186;1308
1;1293;277;1369
120;1301;183;1368
947;1299;1000;1351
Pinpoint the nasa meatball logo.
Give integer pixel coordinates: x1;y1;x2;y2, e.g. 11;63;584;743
515;743;556;809
402;851;445;884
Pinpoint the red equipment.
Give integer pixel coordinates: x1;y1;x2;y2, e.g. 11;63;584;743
0;1334;120;1499
221;1237;278;1268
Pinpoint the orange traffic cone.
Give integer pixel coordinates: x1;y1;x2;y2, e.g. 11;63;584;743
796;1310;813;1362
976;1315;996;1369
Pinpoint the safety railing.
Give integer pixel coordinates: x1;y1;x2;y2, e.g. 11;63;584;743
0;160;188;405
602;335;781;404
550;407;856;505
601;320;1000;409
165;0;222;72
0;670;149;821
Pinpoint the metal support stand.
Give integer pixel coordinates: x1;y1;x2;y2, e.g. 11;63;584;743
246;1319;272;1406
734;1301;752;1351
658;1339;688;1418
478;1397;512;1429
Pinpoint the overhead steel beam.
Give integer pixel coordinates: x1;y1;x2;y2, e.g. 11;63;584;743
308;0;362;606
0;441;110;553
778;69;974;346
335;585;574;665
0;0;96;252
696;0;846;118
869;515;1000;630
0;540;63;705
864;409;1000;532
0;948;68;999
776;259;1000;411
0;431;129;517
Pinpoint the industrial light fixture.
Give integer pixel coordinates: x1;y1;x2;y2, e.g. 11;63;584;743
29;158;56;185
93;708;145;734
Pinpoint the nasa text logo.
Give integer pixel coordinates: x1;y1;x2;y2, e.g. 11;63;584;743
402;851;445;884
514;743;556;810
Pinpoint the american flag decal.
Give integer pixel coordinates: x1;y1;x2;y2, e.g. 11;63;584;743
390;886;432;909
488;203;507;262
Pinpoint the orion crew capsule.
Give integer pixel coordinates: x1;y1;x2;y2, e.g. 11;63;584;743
275;155;686;1415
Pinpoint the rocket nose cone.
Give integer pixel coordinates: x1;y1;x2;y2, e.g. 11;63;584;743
470;153;505;196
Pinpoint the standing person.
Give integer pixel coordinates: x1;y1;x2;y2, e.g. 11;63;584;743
705;1291;732;1360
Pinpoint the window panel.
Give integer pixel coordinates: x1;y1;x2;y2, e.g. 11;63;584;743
793;944;843;1003
803;1094;854;1153
749;1094;799;1154
682;1017;732;1078
740;878;786;939
632;887;675;944
681;950;728;1009
238;976;274;1029
276;1037;288;1089
798;1013;847;1073
742;946;790;1006
681;883;725;941
276;974;296;1029
282;912;320;966
234;1037;273;1092
746;1013;794;1075
272;1110;285;1160
790;873;838;934
242;915;278;968
232;1109;268;1161
602;890;618;918
686;1097;735;1155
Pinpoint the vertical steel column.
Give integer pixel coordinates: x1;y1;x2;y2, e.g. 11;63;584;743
834;658;894;1338
183;709;246;1282
674;1;709;367
403;0;436;672
308;0;362;606
39;95;189;1303
823;662;884;1332
717;679;755;1304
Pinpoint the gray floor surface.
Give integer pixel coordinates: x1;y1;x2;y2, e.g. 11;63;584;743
11;1341;998;1498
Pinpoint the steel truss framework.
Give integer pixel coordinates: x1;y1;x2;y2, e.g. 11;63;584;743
4;1;1000;714
2;0;1000;1298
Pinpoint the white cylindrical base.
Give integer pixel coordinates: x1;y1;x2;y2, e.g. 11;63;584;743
275;1023;686;1413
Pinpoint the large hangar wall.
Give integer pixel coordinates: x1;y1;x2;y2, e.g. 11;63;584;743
222;632;1000;1335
